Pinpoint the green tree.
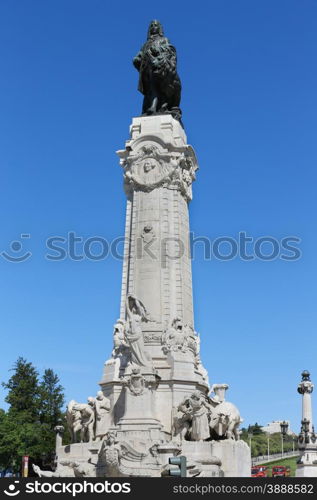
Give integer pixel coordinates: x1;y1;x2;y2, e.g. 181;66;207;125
2;357;40;421
248;423;264;436
0;358;66;474
0;358;42;473
0;415;43;473
38;369;65;464
241;426;298;458
39;369;65;427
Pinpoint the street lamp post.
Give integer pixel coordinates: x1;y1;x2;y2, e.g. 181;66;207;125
248;429;253;459
280;421;289;458
266;433;270;461
292;436;295;453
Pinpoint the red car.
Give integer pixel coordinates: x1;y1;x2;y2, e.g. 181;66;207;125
251;466;268;477
272;466;290;477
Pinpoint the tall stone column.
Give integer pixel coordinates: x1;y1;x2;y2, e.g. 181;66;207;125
298;370;314;432
296;370;317;477
117;115;197;336
100;114;206;432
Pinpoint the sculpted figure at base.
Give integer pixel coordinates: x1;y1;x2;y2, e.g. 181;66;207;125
95;391;111;440
60;460;96;477
177;391;210;441
72;398;96;442
32;464;61;478
208;384;241;440
66;400;83;443
32;463;75;478
66;393;111;443
172;405;191;441
133;20;182;121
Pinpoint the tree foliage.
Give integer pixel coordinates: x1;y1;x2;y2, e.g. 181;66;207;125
39;369;65;426
240;424;298;457
0;358;65;474
248;423;264;436
3;357;40;421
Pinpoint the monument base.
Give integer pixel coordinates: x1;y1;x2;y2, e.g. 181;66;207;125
55;436;250;477
295;445;317;477
295;465;317;477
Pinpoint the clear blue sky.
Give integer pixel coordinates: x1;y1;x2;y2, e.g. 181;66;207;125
1;0;316;432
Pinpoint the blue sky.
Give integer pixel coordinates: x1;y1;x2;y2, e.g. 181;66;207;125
0;0;316;432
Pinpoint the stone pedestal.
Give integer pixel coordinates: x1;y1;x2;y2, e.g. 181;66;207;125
296;464;317;478
210;440;251;477
116;369;163;439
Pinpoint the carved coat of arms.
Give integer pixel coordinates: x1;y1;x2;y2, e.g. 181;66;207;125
127;367;145;396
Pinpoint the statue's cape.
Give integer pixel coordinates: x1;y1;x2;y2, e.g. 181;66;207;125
137;37;179;95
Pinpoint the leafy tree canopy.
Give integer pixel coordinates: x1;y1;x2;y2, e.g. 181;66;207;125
2;357;40;421
0;358;66;474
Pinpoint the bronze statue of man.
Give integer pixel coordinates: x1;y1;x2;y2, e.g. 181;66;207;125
133;20;182;121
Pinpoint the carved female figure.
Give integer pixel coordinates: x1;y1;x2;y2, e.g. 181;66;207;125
184;391;210;441
95;391;111;440
124;295;152;368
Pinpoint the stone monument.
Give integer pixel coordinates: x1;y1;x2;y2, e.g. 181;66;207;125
35;20;250;478
296;370;317;477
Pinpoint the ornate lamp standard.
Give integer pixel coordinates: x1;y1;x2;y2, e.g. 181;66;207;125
296;370;317;476
266;432;270;461
292;435;296;453
248;428;253;458
298;371;314;431
280;420;289;458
